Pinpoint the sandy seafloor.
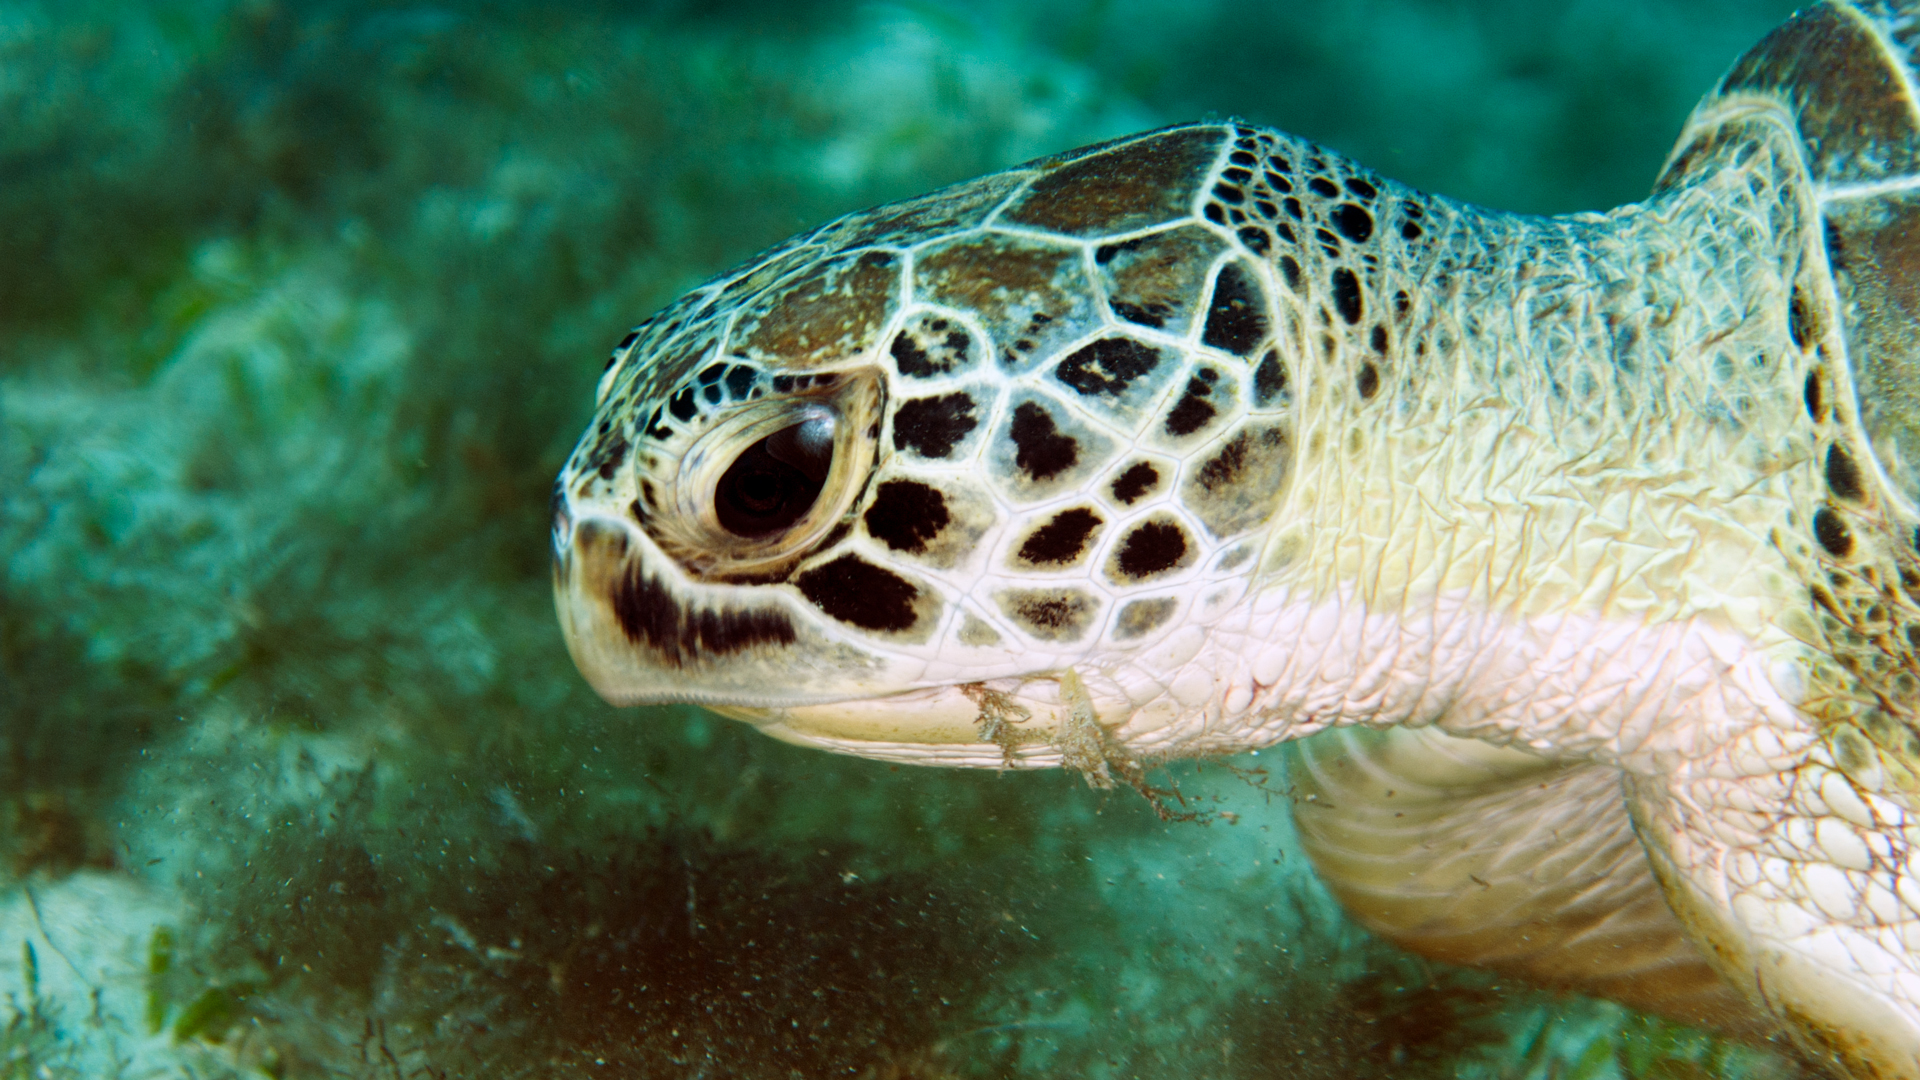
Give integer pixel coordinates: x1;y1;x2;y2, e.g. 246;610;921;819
0;0;1838;1076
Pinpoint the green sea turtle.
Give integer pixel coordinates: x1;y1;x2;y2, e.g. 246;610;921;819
552;3;1920;1073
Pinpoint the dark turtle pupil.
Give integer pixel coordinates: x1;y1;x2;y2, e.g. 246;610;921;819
734;471;784;511
715;423;831;537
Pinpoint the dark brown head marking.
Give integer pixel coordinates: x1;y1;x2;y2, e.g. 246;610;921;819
1015;507;1104;567
1252;349;1289;407
583;431;630;481
1164;370;1221;437
889;313;976;379
1009;402;1079;481
599;536;797;668
864;480;950;553
1110;519;1193;582
1055;336;1165;398
893;392;979;459
1202;261;1269;356
997;587;1097;642
1110;462;1161;505
795;555;920;632
1183;425;1291;537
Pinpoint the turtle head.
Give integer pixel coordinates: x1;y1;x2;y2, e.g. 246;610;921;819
554;122;1301;762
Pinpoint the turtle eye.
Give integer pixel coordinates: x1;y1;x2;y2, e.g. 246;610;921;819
648;372;878;580
714;413;835;537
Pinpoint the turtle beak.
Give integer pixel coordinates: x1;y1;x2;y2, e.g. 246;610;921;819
709;688;988;749
708;683;1071;768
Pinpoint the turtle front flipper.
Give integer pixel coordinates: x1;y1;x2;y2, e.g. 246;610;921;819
1291;727;1779;1039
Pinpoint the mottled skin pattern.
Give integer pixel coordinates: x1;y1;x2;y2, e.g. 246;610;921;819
553;3;1920;1074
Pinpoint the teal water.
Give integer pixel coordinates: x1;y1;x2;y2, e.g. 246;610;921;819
0;1;1812;1076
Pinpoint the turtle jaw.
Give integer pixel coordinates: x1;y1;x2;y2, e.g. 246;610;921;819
711;689;992;759
710;685;1065;768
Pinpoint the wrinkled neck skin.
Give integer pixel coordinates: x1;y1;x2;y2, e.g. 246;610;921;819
1026;144;1823;782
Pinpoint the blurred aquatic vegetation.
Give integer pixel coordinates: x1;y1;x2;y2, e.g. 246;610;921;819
0;585;171;876
0;0;1145;916
135;727;1046;1077
0;0;1822;1074
0;0;1148;784
0;943;80;1080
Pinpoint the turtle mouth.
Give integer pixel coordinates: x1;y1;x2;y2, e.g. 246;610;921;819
710;685;986;744
710;684;1066;767
555;513;1066;756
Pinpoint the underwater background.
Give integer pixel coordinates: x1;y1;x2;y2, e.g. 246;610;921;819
0;0;1827;1076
